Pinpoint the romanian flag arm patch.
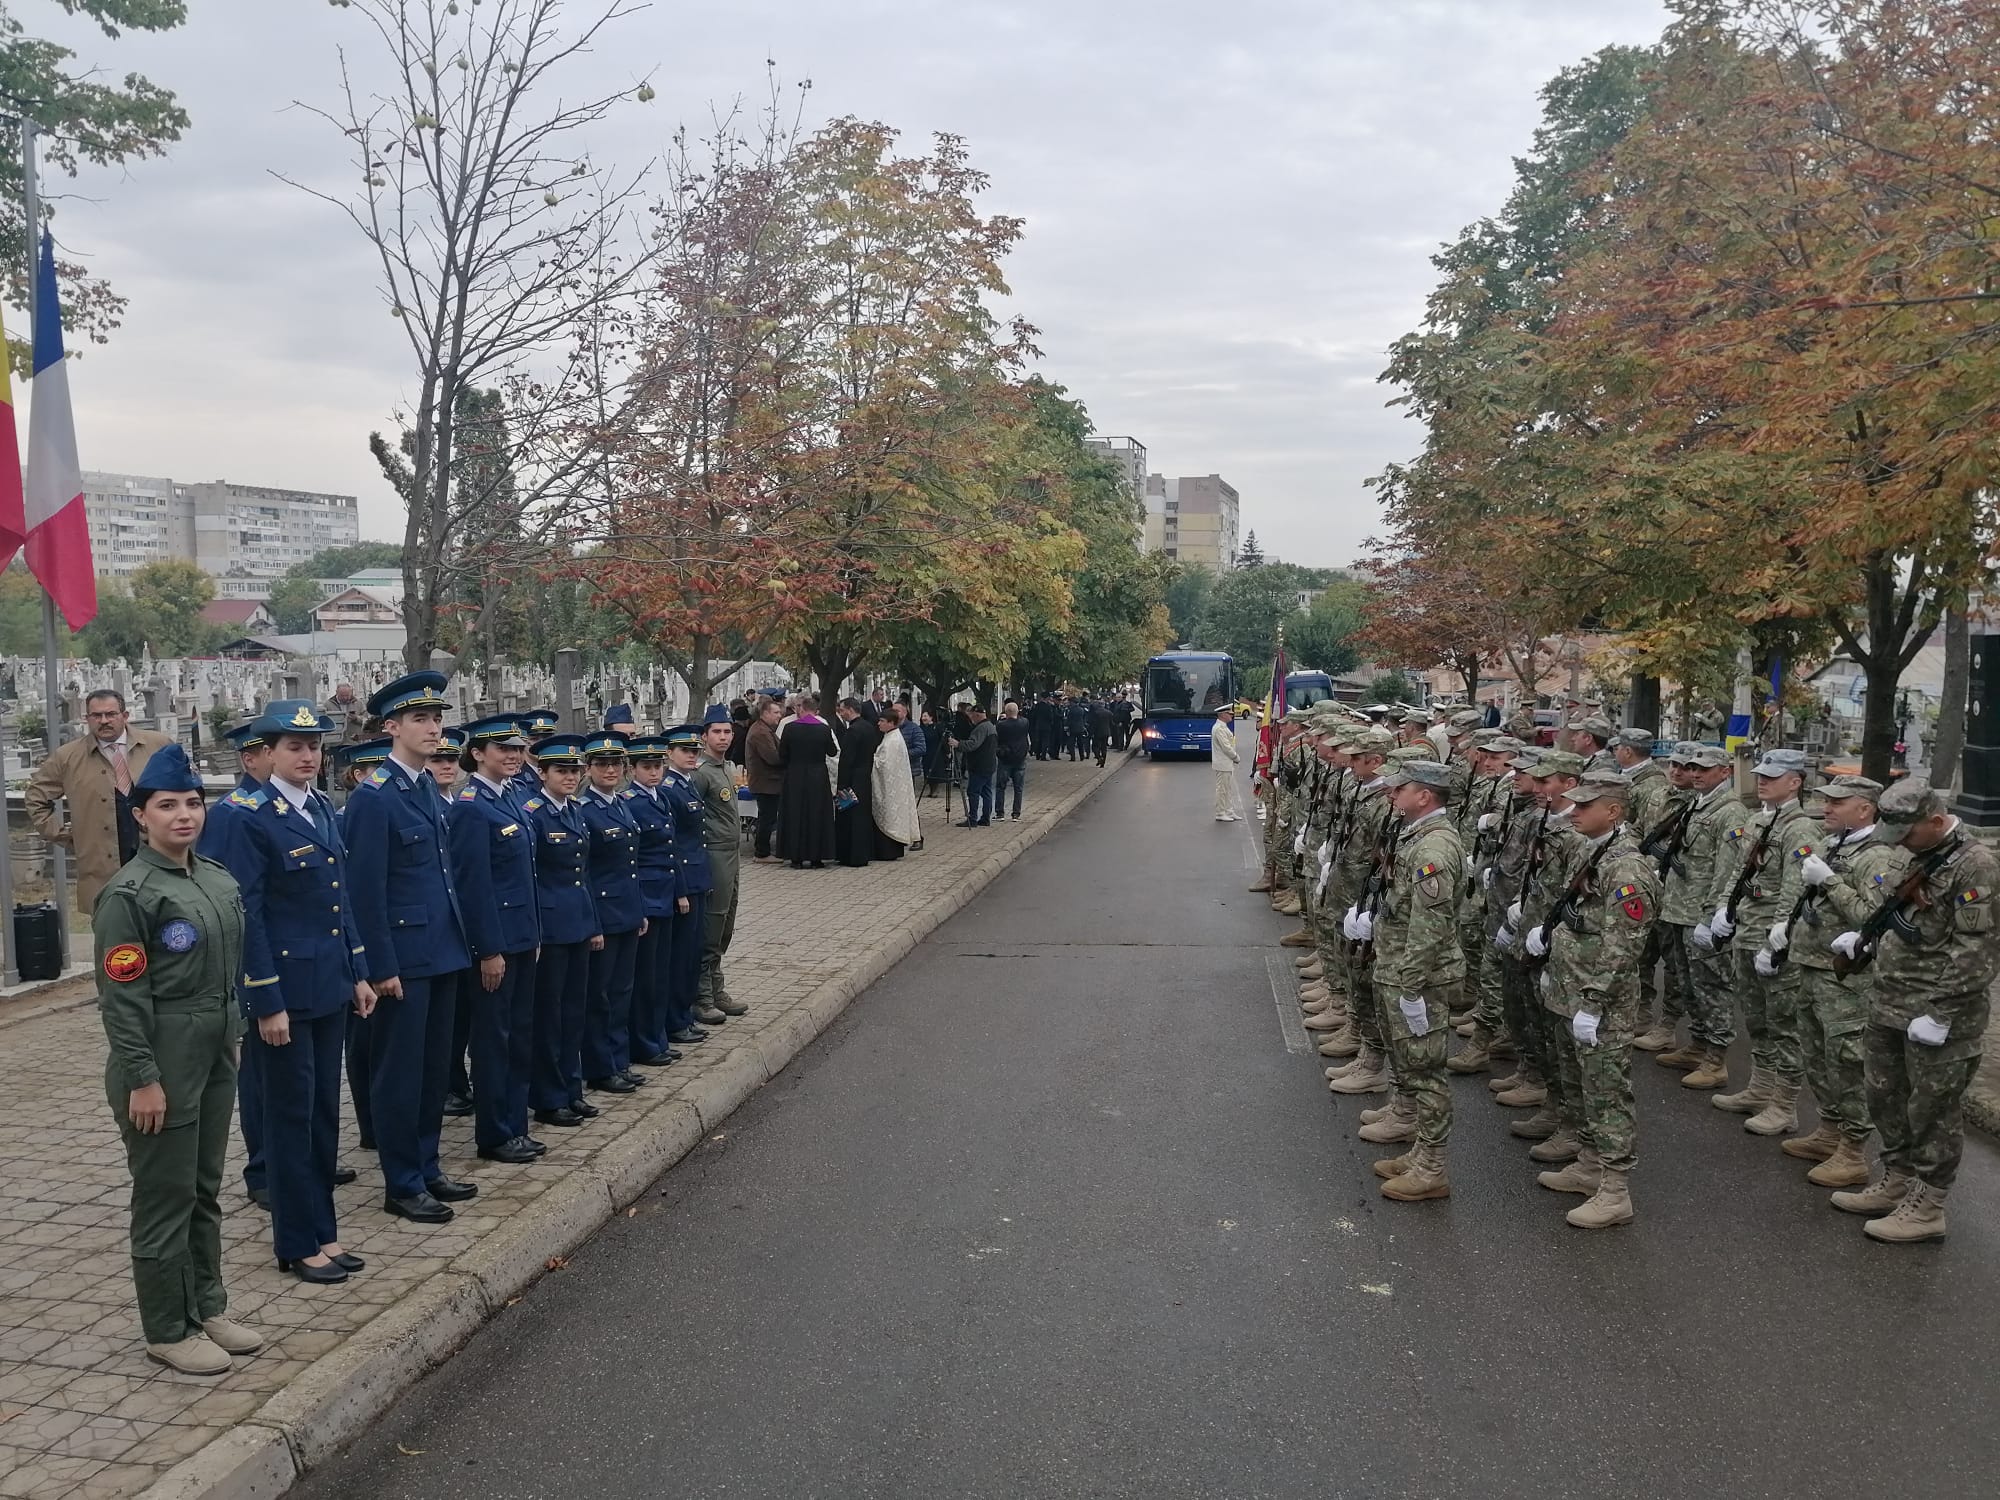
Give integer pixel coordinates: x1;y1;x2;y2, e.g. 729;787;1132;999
1791;843;1814;861
1418;862;1441;880
1615;882;1647;922
1959;887;1987;905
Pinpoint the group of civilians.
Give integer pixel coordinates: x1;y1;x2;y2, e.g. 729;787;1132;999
735;692;920;869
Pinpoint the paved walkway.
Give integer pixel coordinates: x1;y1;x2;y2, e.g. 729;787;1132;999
0;754;1121;1500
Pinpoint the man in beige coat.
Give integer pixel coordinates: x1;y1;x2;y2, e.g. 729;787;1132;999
26;690;174;916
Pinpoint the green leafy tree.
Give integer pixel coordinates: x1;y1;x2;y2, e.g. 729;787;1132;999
265;576;326;634
1193;562;1317;665
78;560;223;661
285;541;404;582
1236;531;1266;568
1285;580;1366;679
0;1;190;353
1164;564;1211;645
0;564;43;654
1368;671;1417;705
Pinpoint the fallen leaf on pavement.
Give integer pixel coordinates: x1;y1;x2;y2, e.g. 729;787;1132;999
396;1443;426;1456
545;1256;569;1271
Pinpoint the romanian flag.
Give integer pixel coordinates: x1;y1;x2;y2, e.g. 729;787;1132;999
0;301;25;567
1256;636;1287;774
23;230;96;629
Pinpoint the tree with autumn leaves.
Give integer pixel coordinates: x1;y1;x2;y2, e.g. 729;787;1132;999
1373;0;2000;780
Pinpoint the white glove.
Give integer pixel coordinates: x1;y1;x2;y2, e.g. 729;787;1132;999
1831;930;1862;960
1481;867;1496;890
1525;925;1549;959
1397;995;1430;1037
1506;900;1522;927
1353;910;1374;942
1692;923;1715;952
1341;906;1361;941
1494;925;1516;951
1752;947;1777;978
1477;812;1498;831
1710;906;1735;939
1908;1014;1951;1046
1767;920;1789;952
1463;856;1476;877
1799;853;1834;887
1537;969;1551;996
1571;1010;1600;1047
1293;828;1307;856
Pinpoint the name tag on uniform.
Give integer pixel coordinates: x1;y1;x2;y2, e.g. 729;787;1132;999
547;832;569;842
500;824;519;836
288;846;315;859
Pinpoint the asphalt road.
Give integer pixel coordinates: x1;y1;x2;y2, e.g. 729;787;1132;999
299;754;2000;1500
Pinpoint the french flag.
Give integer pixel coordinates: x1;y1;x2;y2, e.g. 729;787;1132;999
24;229;96;630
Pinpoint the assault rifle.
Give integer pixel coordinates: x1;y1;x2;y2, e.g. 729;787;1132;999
1767;827;1852;973
1350;813;1403;964
1640;798;1697;881
1723;810;1781;929
1523;835;1616;971
1835;832;1963;976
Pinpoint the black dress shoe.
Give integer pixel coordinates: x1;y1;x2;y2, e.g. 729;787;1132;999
618;1070;648;1088
331;1251;366;1272
358;1135;377;1151
333;1168;358;1187
523;1137;548;1155
278;1257;348;1284
477;1138;541;1164
694;1006;728;1026
248;1186;271;1212
425;1176;479;1203
588;1074;638;1094
663;1045;684;1062
383;1192;454;1224
570;1099;602;1119
632;1052;676;1067
443;1092;475;1117
533;1107;585;1128
669;1027;708;1045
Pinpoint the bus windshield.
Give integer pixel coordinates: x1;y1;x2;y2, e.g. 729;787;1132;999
1145;657;1234;717
1285;673;1333;711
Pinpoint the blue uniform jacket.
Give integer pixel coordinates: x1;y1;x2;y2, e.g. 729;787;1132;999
661;770;711;895
212;784;366;1019
621;784;679;917
524;793;598;945
343;759;471;982
448;776;542;958
579;787;645;934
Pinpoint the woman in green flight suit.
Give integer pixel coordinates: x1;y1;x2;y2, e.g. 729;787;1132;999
95;743;265;1376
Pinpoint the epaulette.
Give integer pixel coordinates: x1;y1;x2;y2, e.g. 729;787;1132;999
457;786;480;801
365;767;391;787
524;797;544;811
226;787;267;809
618;788;637;799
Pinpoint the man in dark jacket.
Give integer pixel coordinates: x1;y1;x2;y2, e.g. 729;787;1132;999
1027;696;1054;761
1110;694;1135;750
994;701;1033;820
1087;697;1113;766
1064;697;1089;761
951;706;999;827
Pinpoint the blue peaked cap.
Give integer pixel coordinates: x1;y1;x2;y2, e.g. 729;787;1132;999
134;743;201;794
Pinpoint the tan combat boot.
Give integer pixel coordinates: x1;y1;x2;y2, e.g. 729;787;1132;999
1508;1107;1560;1141
1329;1050;1390;1094
1863;1182;1948;1243
1566;1169;1635;1229
1710;1065;1769;1113
1490;1035;1518;1061
1744;1080;1799;1136
1487;1069;1522;1094
1680;1047;1730;1089
1358;1105;1417;1145
1276;891;1304;916
1538;1148;1603;1195
1381;1143;1452;1201
1358;1096;1405;1126
1446;1037;1492;1075
1297;957;1324;979
1495;1080;1548;1109
1319;1024;1362;1059
1654;1042;1698;1068
1780;1124;1840;1162
1373;1152;1412;1181
1280;927;1313;947
1807;1137;1872;1188
1250;873;1274;893
1303;1009;1343;1033
1632;1023;1676;1053
1300;992;1332;1013
1326;1049;1372;1079
146;1334;233;1376
1831;1168;1914;1216
1528;1126;1581;1163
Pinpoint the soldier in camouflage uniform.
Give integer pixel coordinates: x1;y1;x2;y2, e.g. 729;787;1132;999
1567;713;1617;775
1530;774;1659;1228
1483;747;1556;1111
1450;734;1526;1075
1830;779;2000;1241
1630;742;1698;1052
1305;724;1369;1057
1365;758;1465;1201
1660;745;1742;1088
1699;748;1813;1133
1326;729;1396;1096
1755;774;1905;1188
1506;751;1585;1152
1445;717;1493;1023
1296;714;1351;1033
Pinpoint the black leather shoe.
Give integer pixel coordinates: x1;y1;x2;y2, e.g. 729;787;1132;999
425;1176;479;1203
588;1074;638;1095
333;1168;358;1186
663;1045;684;1062
618;1070;648;1088
523;1137;548;1155
570;1099;602;1119
278;1257;348;1284
694;1006;728;1025
533;1108;585;1128
669;1027;708;1045
632;1052;676;1067
477;1138;541;1164
331;1251;366;1272
383;1192;454;1224
443;1092;474;1117
358;1135;376;1151
248;1186;271;1212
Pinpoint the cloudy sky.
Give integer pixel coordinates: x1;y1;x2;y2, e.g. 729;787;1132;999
40;0;1669;568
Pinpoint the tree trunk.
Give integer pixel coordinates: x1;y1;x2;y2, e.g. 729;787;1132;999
810;645;856;712
1458;656;1479;703
1858;651;1900;784
1626;674;1661;734
1932;606;1969;790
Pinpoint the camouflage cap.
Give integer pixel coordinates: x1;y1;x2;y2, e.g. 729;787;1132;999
1449;708;1485;731
1751;747;1807;778
1465;728;1504;749
1815;772;1885;804
1396;739;1441;761
1878;776;1945;825
1570;713;1614;740
1532;749;1586;778
1567;771;1633;805
1507;751;1542;772
1381;758;1454;794
1485;734;1527;755
1668;740;1703;763
1348;727;1395;756
1681;744;1731;769
1612;726;1655;750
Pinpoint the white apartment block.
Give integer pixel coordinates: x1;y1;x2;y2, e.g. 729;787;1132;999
78;471;360;583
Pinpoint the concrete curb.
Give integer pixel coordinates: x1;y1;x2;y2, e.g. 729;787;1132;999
135;749;1131;1500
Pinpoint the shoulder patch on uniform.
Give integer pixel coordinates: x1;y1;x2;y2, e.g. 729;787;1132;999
103;943;147;982
1725;826;1745;841
457;785;479;800
1791;843;1813;860
227;787;266;808
364;767;390;787
524;797;544;811
1959;886;1986;905
1418;861;1441;879
1873;871;1887;886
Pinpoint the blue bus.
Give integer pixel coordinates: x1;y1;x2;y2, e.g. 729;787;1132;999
1284;670;1335;711
1140;650;1239;756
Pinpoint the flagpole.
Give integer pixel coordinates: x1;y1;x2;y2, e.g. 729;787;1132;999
21;120;68;961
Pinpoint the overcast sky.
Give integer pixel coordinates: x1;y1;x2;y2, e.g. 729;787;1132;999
39;0;1670;568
